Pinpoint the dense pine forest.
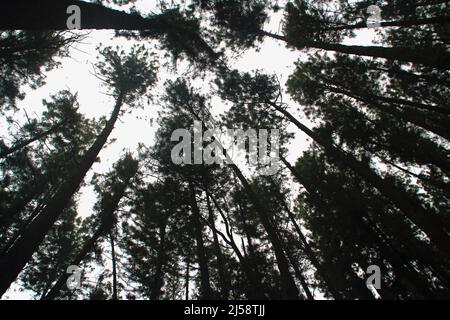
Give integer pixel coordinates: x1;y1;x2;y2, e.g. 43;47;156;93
0;0;449;300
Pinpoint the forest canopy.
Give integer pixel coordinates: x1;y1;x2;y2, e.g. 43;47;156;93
0;0;449;300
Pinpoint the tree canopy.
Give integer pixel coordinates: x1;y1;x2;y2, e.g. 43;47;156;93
0;0;449;300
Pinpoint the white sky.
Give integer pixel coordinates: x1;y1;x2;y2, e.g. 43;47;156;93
1;0;378;299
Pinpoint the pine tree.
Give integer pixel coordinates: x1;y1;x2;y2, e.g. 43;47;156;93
0;45;157;296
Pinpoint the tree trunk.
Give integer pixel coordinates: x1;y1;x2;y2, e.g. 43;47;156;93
308;41;450;70
322;78;450;117
285;153;450;297
150;221;167;300
185;256;190;300
205;192;229;299
272;170;344;299
188;179;214;300
368;66;450;88
329;86;449;118
44;225;104;300
0;92;124;297
363;219;440;298
190;118;300;299
43;159;134;301
305;80;450;174
110;232;118;300
322;83;450;142
228;163;300;299
0;188;40;229
0;186;57;256
267;101;450;260
0;122;64;159
1;1;158;30
206;192;266;299
235;202;267;295
260;31;450;69
326;15;450;31
281;236;314;300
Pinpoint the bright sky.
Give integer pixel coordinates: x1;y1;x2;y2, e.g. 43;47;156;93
1;0;378;299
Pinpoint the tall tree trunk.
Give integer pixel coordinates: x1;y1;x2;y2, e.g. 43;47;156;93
185;256;190;300
280;235;314;300
235;202;267;295
187;179;213;300
230;165;300;299
323;79;450;116
44;225;105;300
322;78;450;118
237;204;259;274
150;221;167;300
260;31;450;69
1;161;46;230
0;1;217;63
1;1;159;30
322;82;450;141
0;122;64;159
308;41;450;70
267;101;450;261
272;170;344;299
206;192;266;300
325;15;450;31
378;155;450;196
367;66;450;88
0;185;57;256
110;232;118;300
0;188;40;229
192;118;299;299
363;219;439;299
0;92;124;297
205;192;229;299
282;155;449;298
368;212;450;291
42;156;136;300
